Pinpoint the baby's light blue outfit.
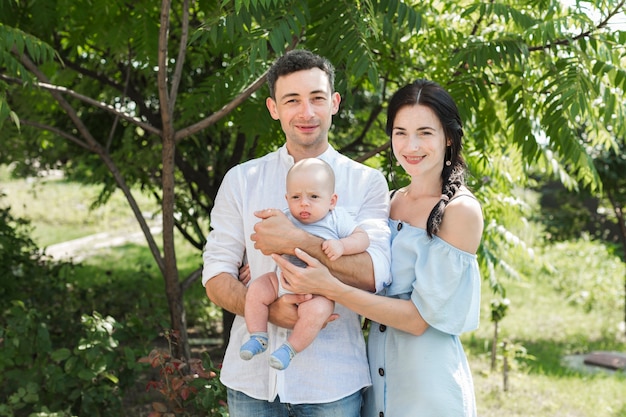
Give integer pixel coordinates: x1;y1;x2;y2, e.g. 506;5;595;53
363;219;481;417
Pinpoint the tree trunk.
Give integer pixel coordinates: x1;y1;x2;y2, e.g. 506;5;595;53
156;0;190;360
491;320;499;371
502;341;509;392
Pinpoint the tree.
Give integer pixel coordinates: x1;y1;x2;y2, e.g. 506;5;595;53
1;0;625;358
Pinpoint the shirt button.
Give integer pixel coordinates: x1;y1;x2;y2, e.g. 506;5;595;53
378;367;384;376
397;222;403;231
379;324;386;332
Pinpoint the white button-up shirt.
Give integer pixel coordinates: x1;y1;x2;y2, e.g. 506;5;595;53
202;144;391;404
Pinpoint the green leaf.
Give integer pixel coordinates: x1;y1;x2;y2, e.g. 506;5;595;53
78;369;97;381
51;348;72;362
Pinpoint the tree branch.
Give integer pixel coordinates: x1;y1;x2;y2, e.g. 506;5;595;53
173;38;301;143
356;140;391;164
174;70;269;142
529;0;625;51
0;73;161;136
56;50;160;127
16;51;166;276
169;0;189;112
19;119;93;151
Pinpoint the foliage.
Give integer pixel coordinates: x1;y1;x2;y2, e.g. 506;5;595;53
0;206;158;416
532;137;626;331
1;0;624;249
592;138;626;256
490;297;511;323
0;301;145;417
541;237;625;315
139;331;228;417
534;180;597;241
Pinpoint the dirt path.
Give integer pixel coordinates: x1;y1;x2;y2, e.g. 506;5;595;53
43;226;162;262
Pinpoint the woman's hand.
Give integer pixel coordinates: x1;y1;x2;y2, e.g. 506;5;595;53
273;249;341;325
272;248;338;298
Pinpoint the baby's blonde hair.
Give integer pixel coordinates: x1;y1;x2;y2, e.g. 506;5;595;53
287;158;335;193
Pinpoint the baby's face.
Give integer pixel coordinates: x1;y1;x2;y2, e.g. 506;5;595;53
285;171;336;224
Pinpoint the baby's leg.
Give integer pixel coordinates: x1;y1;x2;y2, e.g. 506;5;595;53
289;295;335;352
244;272;280;333
240;272;280;360
269;296;335;370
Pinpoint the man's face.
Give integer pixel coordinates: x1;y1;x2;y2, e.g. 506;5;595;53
266;68;341;157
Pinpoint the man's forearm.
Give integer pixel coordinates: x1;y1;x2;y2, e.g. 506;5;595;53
204;272;247;316
299;234;376;292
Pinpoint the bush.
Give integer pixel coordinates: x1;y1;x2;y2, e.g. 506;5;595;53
0;206;149;416
139;331;228;417
0;303;143;416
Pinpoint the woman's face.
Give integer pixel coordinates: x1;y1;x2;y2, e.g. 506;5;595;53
391;104;449;178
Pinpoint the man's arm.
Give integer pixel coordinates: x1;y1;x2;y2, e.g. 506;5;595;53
251;210;376;292
204;272;247;316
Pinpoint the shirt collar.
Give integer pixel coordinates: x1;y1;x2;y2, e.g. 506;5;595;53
277;144;338;168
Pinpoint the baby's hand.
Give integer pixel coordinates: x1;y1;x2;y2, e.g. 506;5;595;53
322;239;344;261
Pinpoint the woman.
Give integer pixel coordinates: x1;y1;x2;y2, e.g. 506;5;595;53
273;79;483;416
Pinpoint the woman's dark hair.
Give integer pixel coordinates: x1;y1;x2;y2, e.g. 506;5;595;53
266;49;336;99
387;79;467;238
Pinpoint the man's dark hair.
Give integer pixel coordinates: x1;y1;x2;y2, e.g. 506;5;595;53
267;49;336;99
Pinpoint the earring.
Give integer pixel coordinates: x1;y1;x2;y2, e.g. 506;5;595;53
445;160;451;166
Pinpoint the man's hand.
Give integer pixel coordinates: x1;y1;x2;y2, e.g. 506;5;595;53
268;292;339;328
268;293;311;329
251;208;306;255
238;264;251;286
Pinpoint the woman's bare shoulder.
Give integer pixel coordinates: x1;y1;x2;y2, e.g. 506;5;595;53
438;190;484;253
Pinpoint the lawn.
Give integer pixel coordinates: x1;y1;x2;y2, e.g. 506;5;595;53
1;170;625;416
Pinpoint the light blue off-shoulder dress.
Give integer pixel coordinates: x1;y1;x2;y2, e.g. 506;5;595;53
363;218;481;417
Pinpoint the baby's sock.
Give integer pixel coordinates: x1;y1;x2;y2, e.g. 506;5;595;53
269;342;297;370
240;332;268;360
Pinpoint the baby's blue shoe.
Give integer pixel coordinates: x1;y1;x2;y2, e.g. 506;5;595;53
269;342;296;370
240;333;268;360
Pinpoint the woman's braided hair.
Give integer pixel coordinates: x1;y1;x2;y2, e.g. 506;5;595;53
386;79;467;238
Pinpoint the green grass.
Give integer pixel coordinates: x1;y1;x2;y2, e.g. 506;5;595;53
0;167;159;247
467;272;626;416
1;168;625;416
466;233;626;417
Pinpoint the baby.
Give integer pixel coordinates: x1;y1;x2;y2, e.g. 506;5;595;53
240;158;370;369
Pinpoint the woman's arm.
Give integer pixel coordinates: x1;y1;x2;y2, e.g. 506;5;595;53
273;249;429;336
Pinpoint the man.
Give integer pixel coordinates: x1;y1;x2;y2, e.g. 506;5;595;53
202;49;391;416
